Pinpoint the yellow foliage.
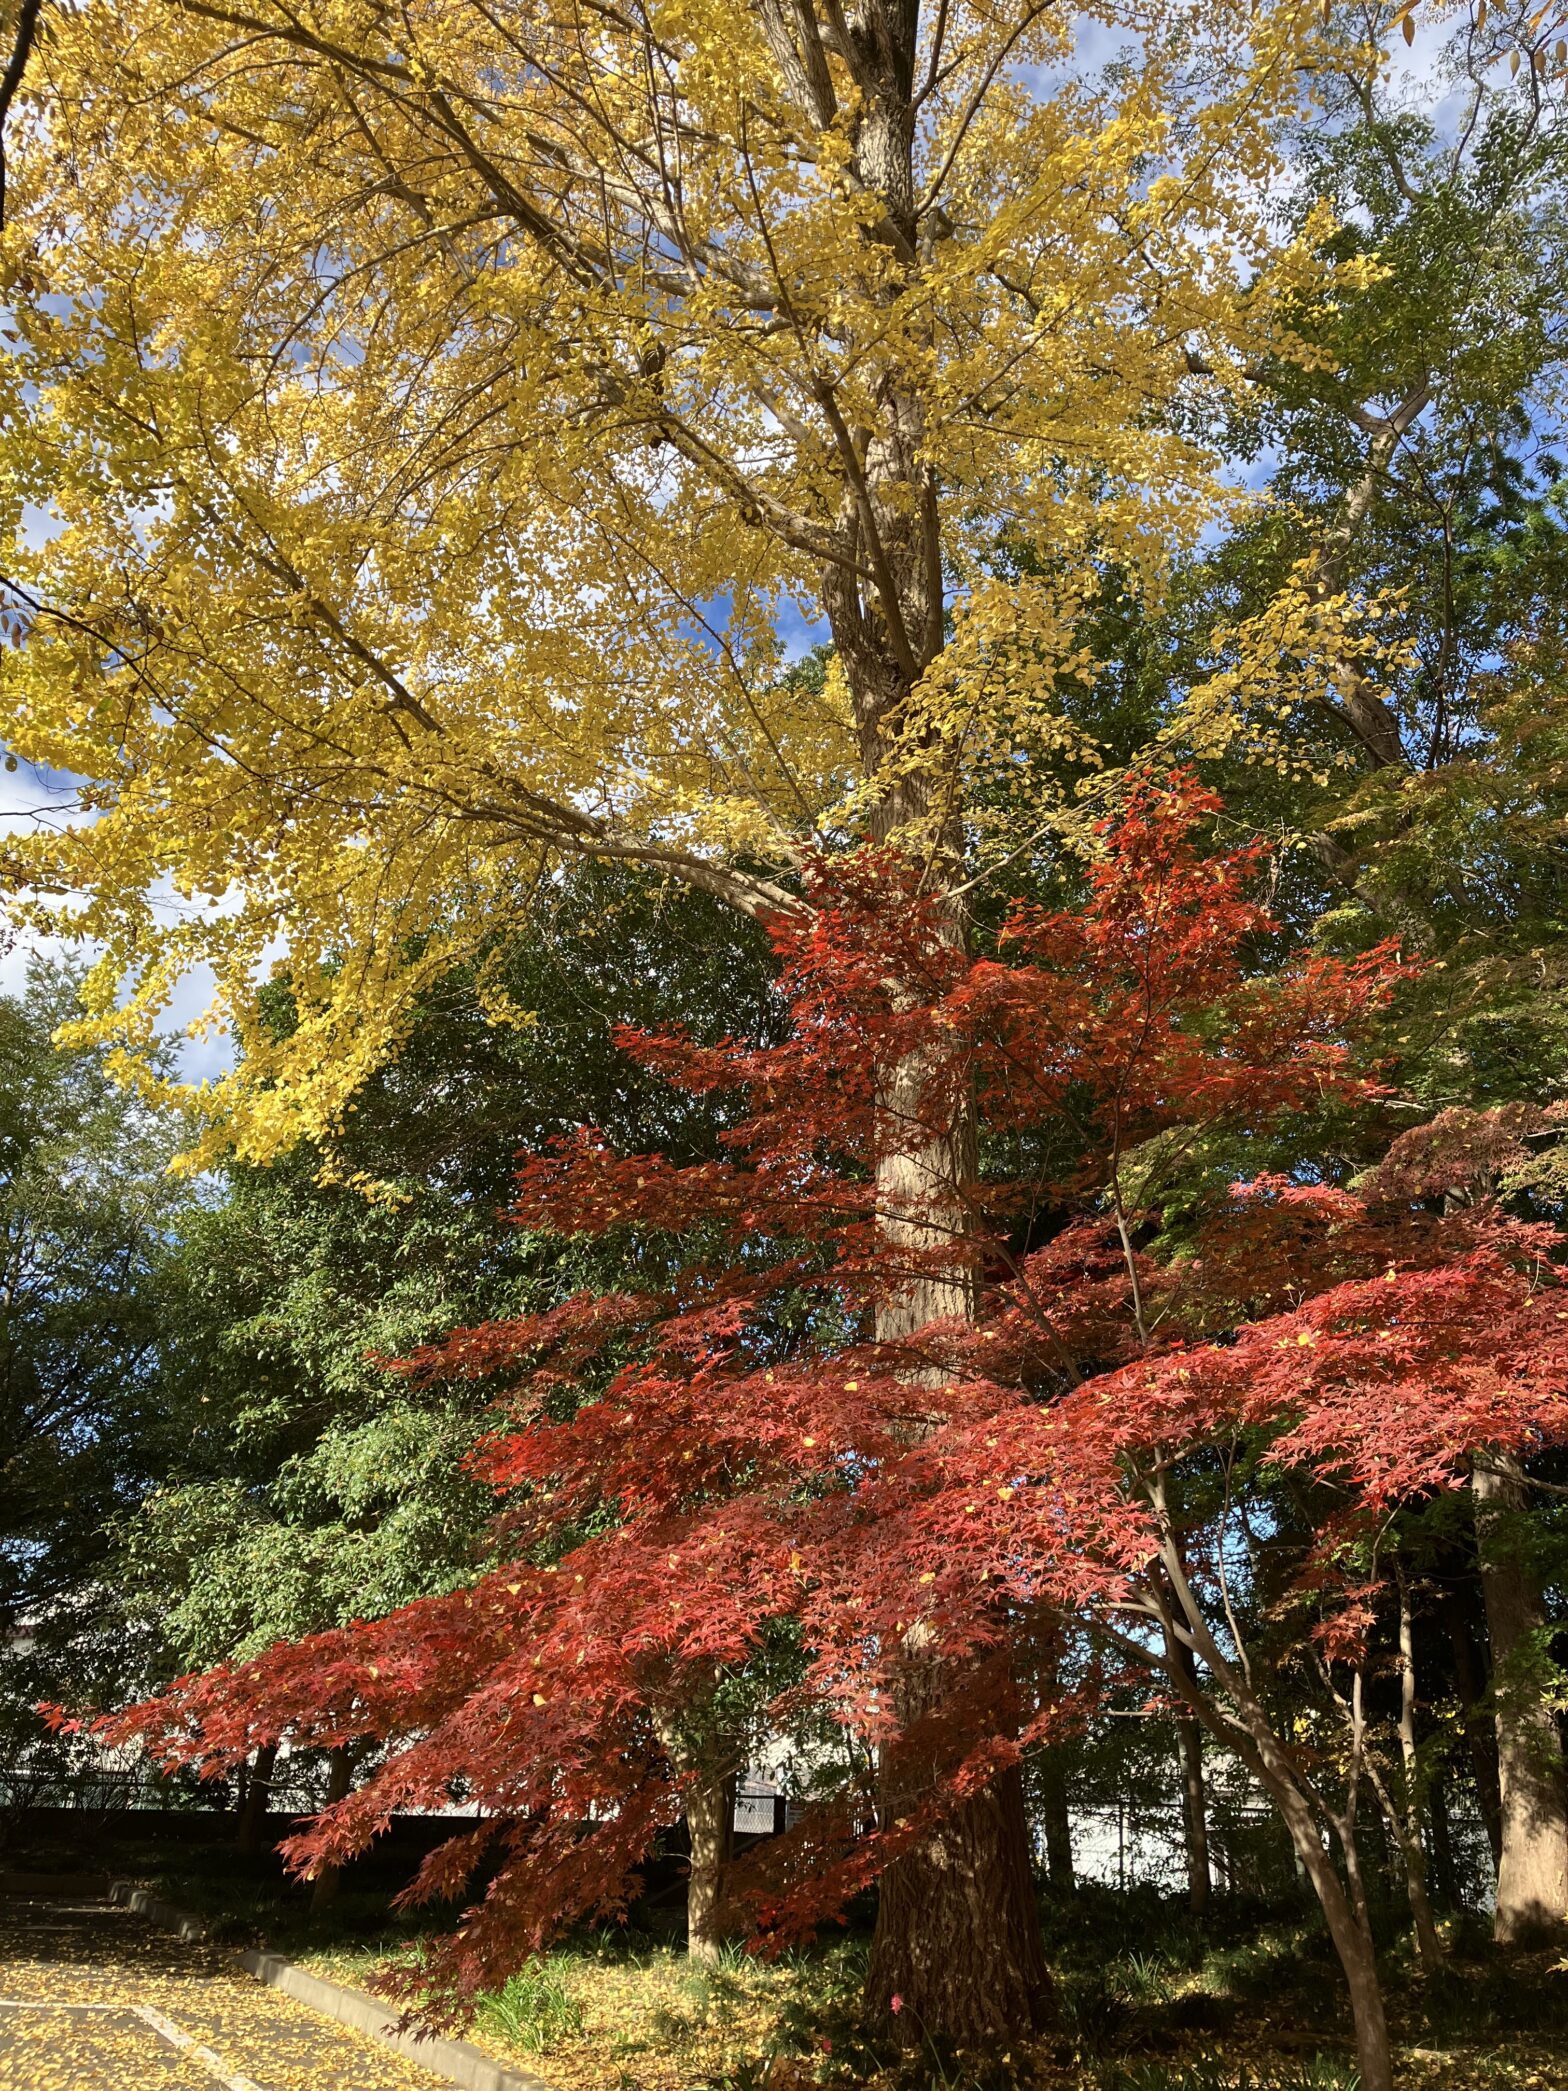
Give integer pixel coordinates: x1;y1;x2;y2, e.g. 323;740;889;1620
0;0;1359;1159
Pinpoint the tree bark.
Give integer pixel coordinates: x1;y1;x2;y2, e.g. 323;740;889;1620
1177;1716;1211;1923
651;1700;742;1962
866;1676;1052;2043
1394;1573;1444;1968
770;2;1050;2039
309;1745;354;1914
1475;1463;1568;1945
1230;1719;1395;2091
1153;1540;1394;2091
237;1741;277;1856
684;1768;737;1963
1170;1633;1210;1922
861;1040;1051;2042
1440;1581;1504;1871
1039;1747;1075;1893
1238;1732;1394;2091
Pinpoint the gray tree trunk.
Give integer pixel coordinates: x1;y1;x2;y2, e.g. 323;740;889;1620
1475;1464;1568;1945
1039;1749;1075;1892
1170;1633;1210;1921
1441;1582;1504;1873
1394;1574;1444;1969
684;1770;737;1963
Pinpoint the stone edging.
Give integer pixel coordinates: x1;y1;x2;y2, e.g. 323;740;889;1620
107;1881;559;2091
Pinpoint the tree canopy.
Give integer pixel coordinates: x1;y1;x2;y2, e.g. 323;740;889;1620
0;0;1353;1157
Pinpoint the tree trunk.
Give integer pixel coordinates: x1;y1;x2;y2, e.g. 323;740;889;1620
1320;1888;1396;2091
237;1741;277;1856
1154;1556;1393;2091
1258;1758;1394;2091
787;0;1049;2041
1177;1717;1211;1923
1428;1764;1458;1909
1401;1830;1442;1967
1394;1573;1444;1969
1169;1632;1210;1921
1475;1463;1568;1945
684;1768;737;1963
862;1042;1051;2043
309;1745;354;1914
1441;1581;1504;1871
867;1688;1051;2043
1039;1748;1074;1892
651;1701;741;1962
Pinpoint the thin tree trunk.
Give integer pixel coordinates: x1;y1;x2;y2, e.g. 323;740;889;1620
1395;1571;1444;1969
1475;1463;1568;1945
237;1741;277;1856
1250;1743;1395;2091
1428;1764;1458;1909
309;1745;354;1914
1177;1716;1211;1922
1154;1541;1394;2091
651;1702;741;1962
1441;1581;1504;1871
1039;1747;1074;1892
684;1769;737;1963
1170;1633;1210;1922
1254;1752;1393;2091
1340;1787;1372;1937
1314;1856;1395;2091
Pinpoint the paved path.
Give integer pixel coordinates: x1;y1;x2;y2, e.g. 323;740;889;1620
0;1896;452;2090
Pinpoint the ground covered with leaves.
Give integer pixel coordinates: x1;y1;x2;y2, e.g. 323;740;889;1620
294;1891;1568;2091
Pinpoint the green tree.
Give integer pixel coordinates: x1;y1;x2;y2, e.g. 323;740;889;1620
121;867;776;1886
0;957;186;1791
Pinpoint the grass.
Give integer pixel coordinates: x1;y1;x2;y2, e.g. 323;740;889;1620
474;1955;585;2051
292;1926;862;2091
307;1910;1568;2091
78;1820;1568;2091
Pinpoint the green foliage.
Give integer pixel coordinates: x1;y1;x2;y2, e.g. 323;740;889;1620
0;958;190;1783
475;1957;586;2052
119;865;776;1674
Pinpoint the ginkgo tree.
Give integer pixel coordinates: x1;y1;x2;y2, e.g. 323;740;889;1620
0;0;1377;2031
0;0;1358;1146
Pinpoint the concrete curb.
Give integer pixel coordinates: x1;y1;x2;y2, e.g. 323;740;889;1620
107;1881;558;2091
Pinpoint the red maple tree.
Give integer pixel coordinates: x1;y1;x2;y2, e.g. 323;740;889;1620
91;781;1568;2083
